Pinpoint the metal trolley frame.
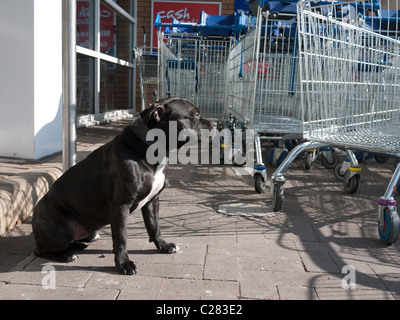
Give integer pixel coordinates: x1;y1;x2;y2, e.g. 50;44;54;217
271;0;400;244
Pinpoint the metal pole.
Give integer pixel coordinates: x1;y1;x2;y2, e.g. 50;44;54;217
62;0;77;171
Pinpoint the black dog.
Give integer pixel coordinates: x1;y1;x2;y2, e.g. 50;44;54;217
32;97;213;275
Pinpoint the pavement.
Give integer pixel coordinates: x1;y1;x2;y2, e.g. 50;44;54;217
1;118;400;300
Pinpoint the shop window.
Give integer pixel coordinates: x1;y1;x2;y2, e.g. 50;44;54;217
75;0;136;124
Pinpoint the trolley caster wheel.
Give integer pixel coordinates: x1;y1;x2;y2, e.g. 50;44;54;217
272;183;284;212
375;153;389;163
254;173;266;193
322;152;339;169
334;163;346;181
343;172;359;194
378;206;400;244
305;151;314;170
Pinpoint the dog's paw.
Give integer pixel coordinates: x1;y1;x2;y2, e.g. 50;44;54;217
116;260;137;275
64;250;79;262
160;243;180;254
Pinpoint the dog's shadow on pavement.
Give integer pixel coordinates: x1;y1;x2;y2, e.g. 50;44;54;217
41;247;161;274
0;216;168;277
0;227;161;276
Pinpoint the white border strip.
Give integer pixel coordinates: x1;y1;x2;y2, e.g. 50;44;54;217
76;45;135;68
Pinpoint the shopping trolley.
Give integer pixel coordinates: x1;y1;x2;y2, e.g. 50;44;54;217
154;11;250;120
271;0;400;244
155;11;248;120
225;9;267;190
158;32;231;120
226;4;301;193
332;0;400;186
225;1;338;193
135;46;159;110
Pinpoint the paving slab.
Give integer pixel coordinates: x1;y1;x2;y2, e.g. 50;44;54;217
118;276;165;300
32;286;120;300
85;271;129;290
0;283;41;300
239;269;279;300
204;253;238;281
158;278;240;300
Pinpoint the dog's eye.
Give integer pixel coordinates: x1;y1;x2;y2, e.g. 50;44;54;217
195;112;200;118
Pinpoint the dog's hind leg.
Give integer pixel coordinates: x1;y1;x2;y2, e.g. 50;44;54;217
32;199;80;262
141;195;180;253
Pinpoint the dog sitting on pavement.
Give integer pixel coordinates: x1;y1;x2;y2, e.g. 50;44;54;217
32;97;213;275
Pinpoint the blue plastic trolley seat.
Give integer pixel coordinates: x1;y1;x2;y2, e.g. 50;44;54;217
154;11;248;38
364;10;400;38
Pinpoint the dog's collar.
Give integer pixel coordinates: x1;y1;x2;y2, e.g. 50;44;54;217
129;116;152;146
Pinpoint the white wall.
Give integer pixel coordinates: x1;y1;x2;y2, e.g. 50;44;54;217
33;0;62;159
0;0;62;160
0;0;35;159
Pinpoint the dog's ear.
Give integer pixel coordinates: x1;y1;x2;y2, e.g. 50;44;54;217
141;100;172;125
140;105;162;124
152;106;165;122
149;103;172;123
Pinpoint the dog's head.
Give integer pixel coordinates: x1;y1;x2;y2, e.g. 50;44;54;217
140;97;214;149
143;97;213;131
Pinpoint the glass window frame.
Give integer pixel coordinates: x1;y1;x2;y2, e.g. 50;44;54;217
76;0;137;124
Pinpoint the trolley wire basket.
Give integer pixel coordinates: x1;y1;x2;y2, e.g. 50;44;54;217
136;46;159;110
158;31;231;120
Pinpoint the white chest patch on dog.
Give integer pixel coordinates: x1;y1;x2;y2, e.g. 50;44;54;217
134;158;167;212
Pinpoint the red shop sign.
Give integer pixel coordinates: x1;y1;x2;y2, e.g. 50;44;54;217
151;0;221;49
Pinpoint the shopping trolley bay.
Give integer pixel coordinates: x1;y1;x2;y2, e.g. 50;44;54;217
150;0;400;246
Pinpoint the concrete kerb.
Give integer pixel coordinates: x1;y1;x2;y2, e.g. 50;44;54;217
0;165;62;235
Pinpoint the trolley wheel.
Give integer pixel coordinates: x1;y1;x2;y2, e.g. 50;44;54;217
254;173;266;194
343;172;359;194
322;152;339;169
334;163;346;181
375;153;389;163
272;183;284;212
305;151;314;170
378;206;400;244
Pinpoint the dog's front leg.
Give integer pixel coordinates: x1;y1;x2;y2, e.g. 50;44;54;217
111;205;137;275
142;195;179;253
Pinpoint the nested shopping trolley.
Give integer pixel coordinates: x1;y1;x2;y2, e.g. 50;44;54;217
158;32;231;120
155;10;247;120
225;0;340;194
271;0;400;244
135;46;159;111
225;8;267;189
